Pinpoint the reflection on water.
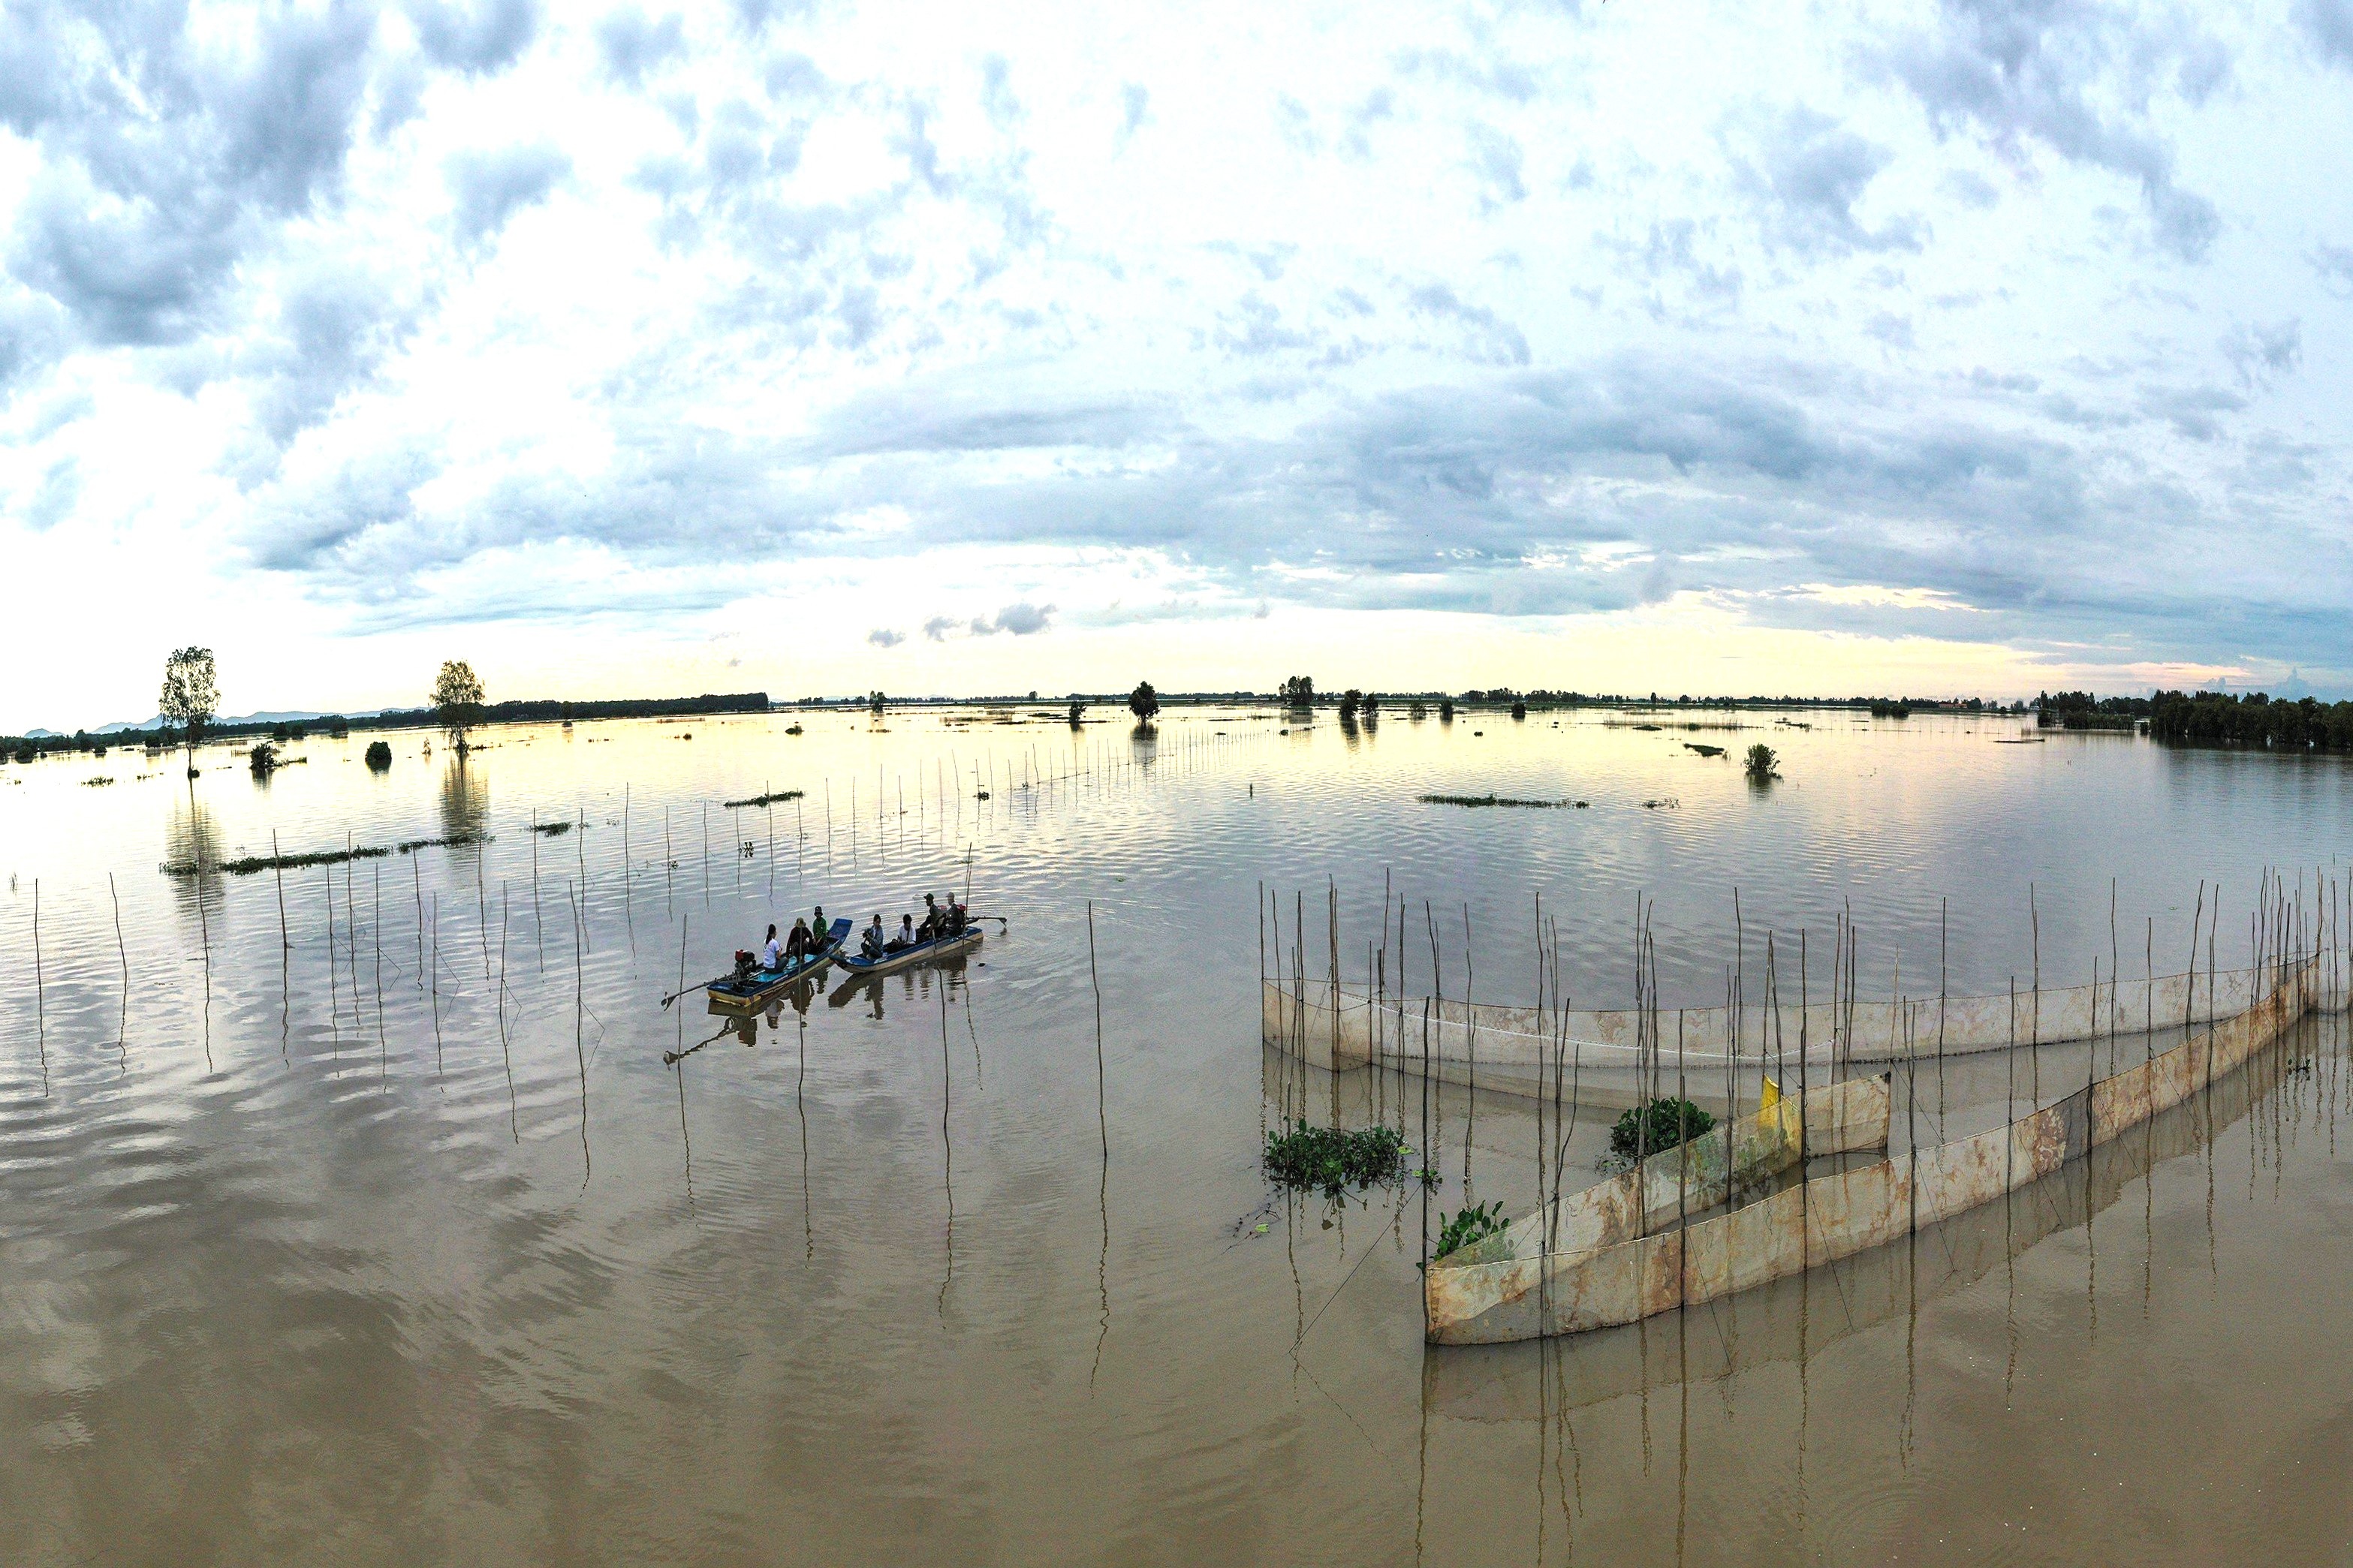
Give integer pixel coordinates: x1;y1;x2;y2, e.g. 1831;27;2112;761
2;707;2352;1561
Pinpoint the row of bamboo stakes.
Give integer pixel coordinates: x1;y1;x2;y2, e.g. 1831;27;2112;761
1262;866;2348;1306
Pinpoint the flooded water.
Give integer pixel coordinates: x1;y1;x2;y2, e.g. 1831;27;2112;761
5;707;2353;1563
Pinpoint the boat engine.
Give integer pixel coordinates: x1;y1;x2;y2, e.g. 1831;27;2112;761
732;950;757;982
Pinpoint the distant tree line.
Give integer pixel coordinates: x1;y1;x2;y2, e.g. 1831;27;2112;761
5;691;770;763
2035;689;2152;730
2149;690;2353;750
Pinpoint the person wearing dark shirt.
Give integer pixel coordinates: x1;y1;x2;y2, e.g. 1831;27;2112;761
860;916;885;960
785;919;811;962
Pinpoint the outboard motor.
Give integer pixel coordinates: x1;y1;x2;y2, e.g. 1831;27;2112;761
733;950;758;983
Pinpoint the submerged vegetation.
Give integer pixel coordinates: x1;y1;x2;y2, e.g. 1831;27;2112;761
1434;1201;1511;1260
531;819;580;835
724;789;803;808
1263;1121;1411;1199
1744;743;1780;782
1607;1097;1716;1165
364;740;393;770
1418;793;1571;808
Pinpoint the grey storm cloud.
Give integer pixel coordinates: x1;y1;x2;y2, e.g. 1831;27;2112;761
866;627;905;647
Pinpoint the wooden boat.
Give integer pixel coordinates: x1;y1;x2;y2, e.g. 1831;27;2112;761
832;925;984;979
705;918;851;1007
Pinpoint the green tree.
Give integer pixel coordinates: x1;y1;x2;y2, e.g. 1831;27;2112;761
159;646;218;778
1279;675;1315;709
1128;681;1159;723
432;660;487;751
1745;743;1781;784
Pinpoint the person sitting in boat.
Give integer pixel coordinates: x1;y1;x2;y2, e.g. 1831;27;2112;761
945;899;968;937
860;916;886;960
761;924;783;970
887;914;916;951
809;905;828;947
785;918;812;962
916;892;942;941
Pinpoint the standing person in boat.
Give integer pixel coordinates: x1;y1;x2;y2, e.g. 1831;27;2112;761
887;914;916;952
785;917;812;963
761;924;783;970
860;916;886;960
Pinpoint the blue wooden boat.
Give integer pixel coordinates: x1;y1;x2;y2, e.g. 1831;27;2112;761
832;924;983;978
706;918;851;1007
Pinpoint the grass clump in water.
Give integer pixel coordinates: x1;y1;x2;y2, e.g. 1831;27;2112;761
397;832;493;853
1418;793;1568;808
167;845;390;877
1435;1201;1511;1260
1264;1120;1410;1199
724;789;804;808
531;820;580;835
1605;1097;1716;1166
1744;743;1780;783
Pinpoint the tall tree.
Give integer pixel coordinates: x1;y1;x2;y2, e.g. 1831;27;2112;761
158;646;218;778
1128;681;1159;723
432;660;487;751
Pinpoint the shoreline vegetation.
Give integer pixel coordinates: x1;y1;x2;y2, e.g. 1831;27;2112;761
10;685;2349;763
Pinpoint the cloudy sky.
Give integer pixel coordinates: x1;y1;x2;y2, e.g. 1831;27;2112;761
3;0;2350;727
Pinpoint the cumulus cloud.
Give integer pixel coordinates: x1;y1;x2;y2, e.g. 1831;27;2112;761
1;0;2347;710
598;7;687;88
1728;106;1921;256
2298;0;2353;67
2221;320;2302;390
1879;0;2225;261
409;0;541;75
445;144;571;248
982;601;1053;635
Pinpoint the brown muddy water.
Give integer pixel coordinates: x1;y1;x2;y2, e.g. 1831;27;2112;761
3;706;2352;1564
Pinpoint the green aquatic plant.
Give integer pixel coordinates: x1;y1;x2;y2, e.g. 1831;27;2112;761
364;740;393;770
1435;1201;1511;1260
167;846;390;877
1744;743;1780;783
723;790;803;808
1417;793;1568;808
396;832;492;853
1263;1120;1409;1199
1607;1097;1716;1165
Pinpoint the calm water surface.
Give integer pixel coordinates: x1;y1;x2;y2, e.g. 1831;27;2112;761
4;707;2352;1563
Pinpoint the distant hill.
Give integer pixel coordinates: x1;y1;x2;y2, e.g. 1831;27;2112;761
86;709;393;735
